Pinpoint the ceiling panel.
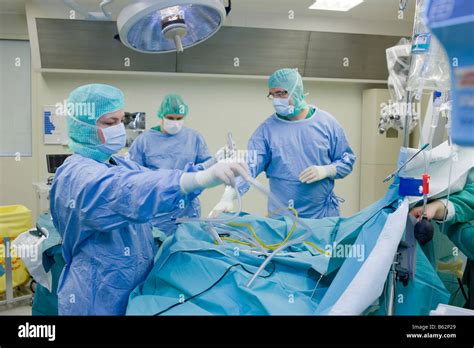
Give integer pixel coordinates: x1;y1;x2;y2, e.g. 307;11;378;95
37;18;398;81
177;26;309;76
36;18;177;72
305;32;401;79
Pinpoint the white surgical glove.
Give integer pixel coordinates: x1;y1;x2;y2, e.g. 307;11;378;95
299;165;337;184
180;162;249;194
201;145;237;169
209;186;237;218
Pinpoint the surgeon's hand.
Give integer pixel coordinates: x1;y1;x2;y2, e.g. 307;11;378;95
180;162;249;194
209;186;237;218
201;162;248;187
299;165;337;184
201;145;237;169
410;200;447;221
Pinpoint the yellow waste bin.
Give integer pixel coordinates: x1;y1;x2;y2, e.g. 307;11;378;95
0;205;33;293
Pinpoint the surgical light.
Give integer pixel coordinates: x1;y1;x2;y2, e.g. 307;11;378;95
117;0;227;54
309;0;364;12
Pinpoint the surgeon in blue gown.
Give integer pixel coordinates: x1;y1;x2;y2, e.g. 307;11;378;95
50;84;248;315
128;94;213;234
211;68;356;219
128;93;212;170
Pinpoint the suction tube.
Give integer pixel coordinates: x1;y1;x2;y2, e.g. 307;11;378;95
177;170;315;287
176;184;243;224
243;176;314;288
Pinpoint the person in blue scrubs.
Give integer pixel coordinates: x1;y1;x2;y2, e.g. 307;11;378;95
128;94;213;234
211;68;356;219
50;84;248;315
128;94;212;170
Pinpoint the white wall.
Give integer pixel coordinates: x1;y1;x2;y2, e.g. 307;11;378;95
0;13;28;39
36;71;378;217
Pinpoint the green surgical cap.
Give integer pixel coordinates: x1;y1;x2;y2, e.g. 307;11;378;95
66;84;125;161
157;94;189;119
268;68;308;115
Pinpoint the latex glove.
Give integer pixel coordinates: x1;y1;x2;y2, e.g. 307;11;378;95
299;165;337;184
201;146;236;169
208;186;237;218
180;162;249;194
410;200;448;221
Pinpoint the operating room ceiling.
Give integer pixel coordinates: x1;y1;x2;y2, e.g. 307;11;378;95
1;0;416;35
3;0;415;78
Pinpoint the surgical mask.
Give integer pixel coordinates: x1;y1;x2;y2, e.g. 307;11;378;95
273;98;296;117
98;123;126;154
272;72;301;118
163;119;184;135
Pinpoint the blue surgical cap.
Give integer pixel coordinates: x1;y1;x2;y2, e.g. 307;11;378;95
268;68;308;115
157;94;189;119
67;84;125;161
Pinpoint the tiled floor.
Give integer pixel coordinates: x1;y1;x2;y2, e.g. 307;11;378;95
0;287;33;315
0;303;32;315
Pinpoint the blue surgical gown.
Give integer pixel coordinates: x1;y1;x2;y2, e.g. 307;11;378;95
50;154;199;315
240;108;356;219
128;128;212;235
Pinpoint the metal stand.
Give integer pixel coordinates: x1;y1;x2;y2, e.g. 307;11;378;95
0;237;32;306
386;256;398;315
385;231;416;315
385;91;417;315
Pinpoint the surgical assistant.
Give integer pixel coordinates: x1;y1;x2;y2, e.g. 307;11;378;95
128;94;212;170
50;84;248;315
212;68;356;219
128;94;213;234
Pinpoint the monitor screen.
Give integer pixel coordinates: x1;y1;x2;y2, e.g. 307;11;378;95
46;154;71;174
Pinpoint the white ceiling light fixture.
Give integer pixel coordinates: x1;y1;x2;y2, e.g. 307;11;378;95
309;0;364;12
117;0;229;54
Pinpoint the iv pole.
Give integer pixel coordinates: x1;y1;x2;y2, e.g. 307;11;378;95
385;89;416;316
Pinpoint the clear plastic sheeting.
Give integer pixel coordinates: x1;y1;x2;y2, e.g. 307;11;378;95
12;230;52;292
381;38;418;135
406;0;451;98
386;38;412;103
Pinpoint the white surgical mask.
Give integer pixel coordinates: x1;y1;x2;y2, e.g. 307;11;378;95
271;70;303;118
273;98;295;117
98;123;126;154
163;119;184;135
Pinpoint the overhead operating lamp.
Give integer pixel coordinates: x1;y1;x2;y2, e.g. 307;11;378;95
117;0;230;54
